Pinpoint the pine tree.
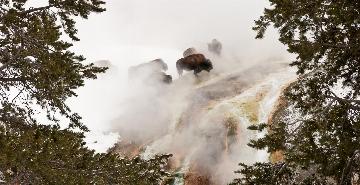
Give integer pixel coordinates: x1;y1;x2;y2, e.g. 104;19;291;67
0;0;107;130
232;0;360;184
0;1;171;184
0;123;172;184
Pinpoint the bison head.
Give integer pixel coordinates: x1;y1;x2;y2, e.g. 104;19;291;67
202;59;213;72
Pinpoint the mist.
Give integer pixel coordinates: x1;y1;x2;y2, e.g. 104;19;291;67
61;0;297;183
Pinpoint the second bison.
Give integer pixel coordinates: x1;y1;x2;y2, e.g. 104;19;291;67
128;59;172;84
176;54;213;77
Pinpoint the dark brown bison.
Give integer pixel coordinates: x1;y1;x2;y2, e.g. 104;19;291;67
176;54;213;77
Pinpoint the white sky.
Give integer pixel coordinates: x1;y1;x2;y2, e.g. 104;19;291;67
26;0;292;152
73;0;289;63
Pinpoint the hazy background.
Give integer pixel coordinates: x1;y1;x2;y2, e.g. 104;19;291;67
27;0;292;152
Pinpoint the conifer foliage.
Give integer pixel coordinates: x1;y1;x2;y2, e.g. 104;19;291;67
0;1;171;184
232;0;360;184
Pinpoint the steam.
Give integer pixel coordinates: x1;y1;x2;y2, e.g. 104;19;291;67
59;0;299;183
109;54;295;184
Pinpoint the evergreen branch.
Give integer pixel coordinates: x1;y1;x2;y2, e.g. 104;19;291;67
0;63;10;72
0;49;22;73
271;162;287;182
340;150;360;185
291;39;348;49
20;5;54;14
0;77;25;82
327;92;360;110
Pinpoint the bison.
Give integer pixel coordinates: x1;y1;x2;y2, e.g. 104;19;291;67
128;58;168;79
208;39;222;56
150;72;172;84
128;59;172;84
176;54;213;77
183;47;197;57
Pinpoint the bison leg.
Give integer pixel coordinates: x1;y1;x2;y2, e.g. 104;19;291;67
194;68;201;77
176;59;184;77
177;68;183;77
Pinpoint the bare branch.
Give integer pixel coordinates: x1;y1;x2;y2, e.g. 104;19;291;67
11;87;25;103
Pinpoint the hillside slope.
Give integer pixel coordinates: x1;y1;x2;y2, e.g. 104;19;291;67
111;62;296;185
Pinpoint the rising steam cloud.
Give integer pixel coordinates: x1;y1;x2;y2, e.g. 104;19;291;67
109;56;295;184
64;0;297;184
